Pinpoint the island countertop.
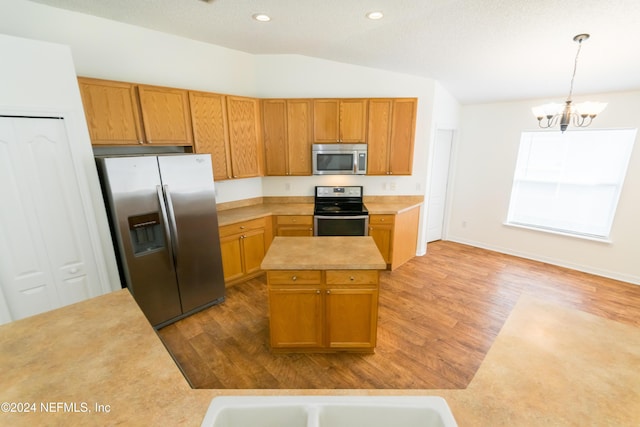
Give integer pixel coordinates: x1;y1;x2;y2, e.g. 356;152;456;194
261;236;387;270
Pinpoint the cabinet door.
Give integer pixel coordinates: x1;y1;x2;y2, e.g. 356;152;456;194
77;77;143;146
388;99;417;175
369;223;393;264
366;99;393;175
227;96;263;178
262;99;288;176
137;85;193;146
286;99;313;175
325;288;378;349
189;91;232;181
241;228;266;276
269;288;323;348
313;99;339;142
339;99;367;143
219;234;244;283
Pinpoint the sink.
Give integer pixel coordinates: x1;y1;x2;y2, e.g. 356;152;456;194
201;396;457;427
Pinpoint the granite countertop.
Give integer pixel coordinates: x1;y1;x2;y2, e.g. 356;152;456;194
261;236;387;270
1;290;638;425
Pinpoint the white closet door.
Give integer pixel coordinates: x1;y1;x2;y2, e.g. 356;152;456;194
426;129;454;242
0;116;99;321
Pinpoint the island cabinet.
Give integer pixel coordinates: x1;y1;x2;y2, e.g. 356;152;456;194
188;91;232;181
313;99;368;143
367;98;417;175
262;99;313;176
219;217;272;286
369;205;421;270
274;215;314;236
226;96;264;179
261;236;386;353
267;269;379;352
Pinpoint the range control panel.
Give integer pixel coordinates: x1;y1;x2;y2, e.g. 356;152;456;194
315;186;363;198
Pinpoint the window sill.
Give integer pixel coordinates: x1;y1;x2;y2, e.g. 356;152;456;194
503;222;612;244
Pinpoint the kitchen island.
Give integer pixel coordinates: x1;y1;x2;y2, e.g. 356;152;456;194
261;236;386;352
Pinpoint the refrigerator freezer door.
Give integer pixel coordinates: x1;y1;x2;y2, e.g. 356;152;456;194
99;156;182;325
157;155;225;312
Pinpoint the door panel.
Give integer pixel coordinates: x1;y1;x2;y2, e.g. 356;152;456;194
427;129;454;242
0;117;98;320
157;155;225;312
269;288;323;348
326;288;378;348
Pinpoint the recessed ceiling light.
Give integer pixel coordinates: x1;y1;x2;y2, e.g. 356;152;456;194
252;13;271;22
366;11;384;20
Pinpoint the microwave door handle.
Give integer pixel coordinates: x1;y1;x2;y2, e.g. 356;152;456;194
353;152;357;173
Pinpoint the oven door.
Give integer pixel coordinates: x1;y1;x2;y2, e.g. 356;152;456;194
314;215;369;236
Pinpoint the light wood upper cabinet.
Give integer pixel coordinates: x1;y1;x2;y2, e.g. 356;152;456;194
262;99;288;176
367;98;417;175
262;99;313;176
136;84;193;146
77;77;144;146
313;99;367;143
226;96;263;179
189;91;232;181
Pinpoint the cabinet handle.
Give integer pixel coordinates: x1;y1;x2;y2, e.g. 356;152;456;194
138;140;144;145
292;275;297;281
240;226;246;229
326;290;331;294
349;276;355;281
316;290;321;294
240;235;245;239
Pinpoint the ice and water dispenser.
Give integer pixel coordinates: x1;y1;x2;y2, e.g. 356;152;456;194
127;212;165;255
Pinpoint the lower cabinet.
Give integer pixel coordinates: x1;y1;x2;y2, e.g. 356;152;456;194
369;205;421;270
267;269;379;352
219;217;271;286
274;215;314;236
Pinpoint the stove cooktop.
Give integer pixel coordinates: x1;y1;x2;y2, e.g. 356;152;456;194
314;186;368;216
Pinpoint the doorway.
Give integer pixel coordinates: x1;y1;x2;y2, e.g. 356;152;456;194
426;129;454;242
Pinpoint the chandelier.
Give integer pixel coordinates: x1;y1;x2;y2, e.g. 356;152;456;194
532;34;607;132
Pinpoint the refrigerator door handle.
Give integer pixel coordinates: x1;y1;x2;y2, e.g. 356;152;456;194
163;184;180;265
156;185;176;265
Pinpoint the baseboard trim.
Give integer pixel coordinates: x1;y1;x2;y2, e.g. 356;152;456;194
443;236;640;286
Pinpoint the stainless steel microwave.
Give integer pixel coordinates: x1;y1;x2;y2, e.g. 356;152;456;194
312;144;367;175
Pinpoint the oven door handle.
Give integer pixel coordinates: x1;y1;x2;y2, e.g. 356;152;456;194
314;215;369;220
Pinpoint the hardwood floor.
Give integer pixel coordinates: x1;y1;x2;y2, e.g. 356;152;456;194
157;241;640;389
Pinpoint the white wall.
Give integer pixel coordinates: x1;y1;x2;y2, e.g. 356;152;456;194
0;33;121;305
449;90;640;284
1;0;458;255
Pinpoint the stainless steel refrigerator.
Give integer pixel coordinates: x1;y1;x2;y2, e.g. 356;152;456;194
96;154;225;327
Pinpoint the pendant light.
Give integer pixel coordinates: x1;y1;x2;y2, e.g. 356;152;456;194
532;34;607;132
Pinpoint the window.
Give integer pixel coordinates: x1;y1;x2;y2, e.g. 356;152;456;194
506;129;636;240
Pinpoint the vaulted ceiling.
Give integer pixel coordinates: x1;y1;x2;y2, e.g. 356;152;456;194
27;0;640;104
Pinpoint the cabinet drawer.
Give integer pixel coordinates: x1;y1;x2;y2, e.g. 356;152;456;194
326;270;378;285
268;270;322;285
219;217;266;237
369;215;395;225
276;215;313;225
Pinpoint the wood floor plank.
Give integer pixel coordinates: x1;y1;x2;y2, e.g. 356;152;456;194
156;241;640;389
